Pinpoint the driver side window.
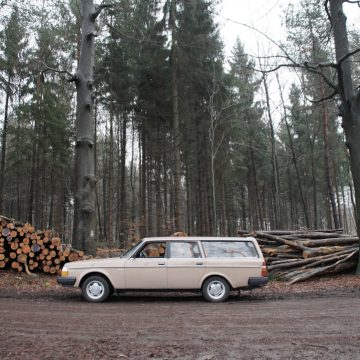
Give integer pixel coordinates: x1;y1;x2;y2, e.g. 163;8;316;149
138;242;166;258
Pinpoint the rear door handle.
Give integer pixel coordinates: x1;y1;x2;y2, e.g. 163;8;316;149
196;262;203;265
158;262;166;265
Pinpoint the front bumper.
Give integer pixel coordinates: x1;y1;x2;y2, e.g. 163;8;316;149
247;277;268;289
57;276;76;286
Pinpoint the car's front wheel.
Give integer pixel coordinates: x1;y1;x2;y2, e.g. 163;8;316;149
82;275;111;303
202;276;230;303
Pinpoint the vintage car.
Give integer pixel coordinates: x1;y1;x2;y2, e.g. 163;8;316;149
57;237;268;303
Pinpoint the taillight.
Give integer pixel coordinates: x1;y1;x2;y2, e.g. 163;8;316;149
261;260;268;277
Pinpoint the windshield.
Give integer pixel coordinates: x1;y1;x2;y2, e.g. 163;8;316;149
120;241;142;258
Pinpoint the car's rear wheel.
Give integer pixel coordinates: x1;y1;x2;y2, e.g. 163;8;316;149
202;276;230;303
82;275;111;303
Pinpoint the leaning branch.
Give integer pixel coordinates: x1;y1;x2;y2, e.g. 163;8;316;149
41;62;77;83
310;89;339;104
338;48;360;65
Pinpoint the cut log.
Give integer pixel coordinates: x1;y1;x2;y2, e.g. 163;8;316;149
10;241;19;250
17;253;28;264
256;232;307;251
62;244;72;257
31;243;41;253
2;228;10;237
51;237;61;246
298;237;358;247
11;261;19;269
22;244;31;254
287;250;359;284
284;232;344;240
268;248;357;270
302;245;352;258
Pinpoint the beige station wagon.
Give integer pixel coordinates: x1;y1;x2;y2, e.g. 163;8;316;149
57;237;268;303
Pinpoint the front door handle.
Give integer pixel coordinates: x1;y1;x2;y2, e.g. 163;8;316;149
158;262;166;265
196;262;203;265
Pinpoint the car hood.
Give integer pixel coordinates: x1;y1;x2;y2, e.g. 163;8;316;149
66;257;126;269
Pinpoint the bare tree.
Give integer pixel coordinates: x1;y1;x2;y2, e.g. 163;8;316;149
327;0;360;272
207;67;221;235
72;0;111;255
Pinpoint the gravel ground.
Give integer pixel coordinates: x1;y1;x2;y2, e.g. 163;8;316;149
1;271;360;360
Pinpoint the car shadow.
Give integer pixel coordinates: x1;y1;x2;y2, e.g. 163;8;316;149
105;290;265;304
0;288;268;304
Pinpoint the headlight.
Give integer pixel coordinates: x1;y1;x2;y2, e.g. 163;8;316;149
61;266;69;277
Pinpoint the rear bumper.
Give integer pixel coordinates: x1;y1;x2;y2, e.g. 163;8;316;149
247;277;268;289
57;276;76;286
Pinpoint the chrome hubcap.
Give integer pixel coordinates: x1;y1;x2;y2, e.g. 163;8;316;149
208;281;225;299
87;281;104;299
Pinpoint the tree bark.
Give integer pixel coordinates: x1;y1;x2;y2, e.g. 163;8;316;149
170;1;183;232
72;0;104;255
0;73;11;214
329;0;360;273
139;127;147;238
263;73;280;229
119;115;127;246
321;80;340;229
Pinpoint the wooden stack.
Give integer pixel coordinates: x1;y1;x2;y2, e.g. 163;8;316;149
0;215;85;275
239;229;359;284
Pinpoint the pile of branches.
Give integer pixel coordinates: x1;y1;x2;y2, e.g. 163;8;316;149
239;229;359;284
0;215;85;276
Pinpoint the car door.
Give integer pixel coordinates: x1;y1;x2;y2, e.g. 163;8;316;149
167;241;205;289
124;242;167;289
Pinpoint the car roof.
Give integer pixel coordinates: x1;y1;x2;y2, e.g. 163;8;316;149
142;236;255;242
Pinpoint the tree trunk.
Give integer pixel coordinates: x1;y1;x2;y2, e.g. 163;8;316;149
139;128;147;238
0;73;11;213
329;0;360;273
130;118;136;226
119;115;127;246
108;109;114;245
94;102;103;242
321;80;340;229
170;1;183;232
263;73;280;229
72;0;105;255
341;185;349;233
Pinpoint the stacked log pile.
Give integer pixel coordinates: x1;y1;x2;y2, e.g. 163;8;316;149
0;215;85;275
239;229;359;284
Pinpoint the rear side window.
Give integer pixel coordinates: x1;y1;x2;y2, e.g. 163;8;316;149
201;241;258;258
169;241;201;258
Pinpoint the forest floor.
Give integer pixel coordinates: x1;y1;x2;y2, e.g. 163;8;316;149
1;271;360;359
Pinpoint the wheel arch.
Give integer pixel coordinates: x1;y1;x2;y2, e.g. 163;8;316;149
201;273;233;290
79;271;114;291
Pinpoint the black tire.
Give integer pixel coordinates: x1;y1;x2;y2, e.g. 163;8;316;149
81;275;111;303
202;276;230;303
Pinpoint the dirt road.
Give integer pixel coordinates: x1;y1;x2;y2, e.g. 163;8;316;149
1;288;360;360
